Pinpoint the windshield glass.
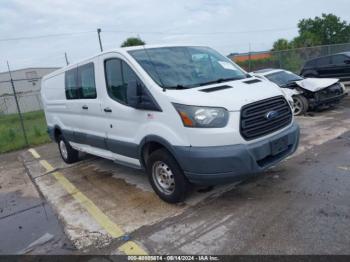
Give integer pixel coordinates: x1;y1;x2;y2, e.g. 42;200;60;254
128;46;246;89
265;71;303;86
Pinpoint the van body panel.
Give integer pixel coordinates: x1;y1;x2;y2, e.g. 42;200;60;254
163;78;283;111
41;45;299;189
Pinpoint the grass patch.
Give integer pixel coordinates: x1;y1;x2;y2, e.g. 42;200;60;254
0;110;51;153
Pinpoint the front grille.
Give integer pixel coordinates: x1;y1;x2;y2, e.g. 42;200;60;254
318;83;343;100
240;96;292;140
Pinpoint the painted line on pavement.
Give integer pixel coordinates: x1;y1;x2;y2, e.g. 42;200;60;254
28;148;41;159
28;148;147;255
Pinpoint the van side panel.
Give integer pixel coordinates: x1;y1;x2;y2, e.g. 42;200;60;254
42;71;81;143
41;73;66;130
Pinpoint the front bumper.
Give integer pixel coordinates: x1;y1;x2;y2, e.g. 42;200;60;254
310;91;348;108
174;123;300;185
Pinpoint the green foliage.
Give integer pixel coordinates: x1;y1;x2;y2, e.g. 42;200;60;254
33;125;42;137
0;111;50;153
272;13;350;51
7;129;16;141
121;37;146;47
272;39;292;51
278;51;304;72
295;13;350;47
268;13;350;72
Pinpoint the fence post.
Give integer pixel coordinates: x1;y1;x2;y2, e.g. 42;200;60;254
278;51;282;69
6;61;29;146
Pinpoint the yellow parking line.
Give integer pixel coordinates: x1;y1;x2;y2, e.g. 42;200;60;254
52;171;125;238
28;149;147;255
28;148;41;159
39;160;55;172
118;241;147;255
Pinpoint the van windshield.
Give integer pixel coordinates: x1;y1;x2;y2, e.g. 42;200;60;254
128;46;246;89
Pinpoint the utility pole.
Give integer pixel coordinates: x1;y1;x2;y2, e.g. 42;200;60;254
64;52;69;65
248;43;252;72
7;61;29;146
97;28;103;52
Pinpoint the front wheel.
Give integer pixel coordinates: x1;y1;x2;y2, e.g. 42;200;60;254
293;95;309;116
146;148;190;203
57;135;79;164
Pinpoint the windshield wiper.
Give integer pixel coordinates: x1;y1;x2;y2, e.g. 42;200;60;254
198;77;242;87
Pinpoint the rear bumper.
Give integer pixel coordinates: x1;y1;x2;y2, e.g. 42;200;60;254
174;123;300;185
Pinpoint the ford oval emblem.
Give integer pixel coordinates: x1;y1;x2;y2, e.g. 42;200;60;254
265;110;279;120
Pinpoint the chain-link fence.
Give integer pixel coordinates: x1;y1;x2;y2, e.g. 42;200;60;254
232;42;350;73
0;67;58;153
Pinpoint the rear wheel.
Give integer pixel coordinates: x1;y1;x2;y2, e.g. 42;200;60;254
146;148;190;203
58;135;79;164
293;95;309;116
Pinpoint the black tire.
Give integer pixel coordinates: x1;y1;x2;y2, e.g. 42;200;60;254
293;95;309;116
57;134;79;164
146;148;190;203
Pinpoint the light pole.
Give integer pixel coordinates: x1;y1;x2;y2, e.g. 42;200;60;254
97;28;103;52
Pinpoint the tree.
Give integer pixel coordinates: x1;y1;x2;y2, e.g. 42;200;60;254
121;37;146;47
294;13;350;47
272;13;350;50
272;39;291;51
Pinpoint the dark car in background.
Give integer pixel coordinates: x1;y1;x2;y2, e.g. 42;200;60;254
300;52;350;80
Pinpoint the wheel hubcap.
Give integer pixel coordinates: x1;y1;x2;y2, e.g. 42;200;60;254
293;98;303;115
152;161;175;195
59;140;68;160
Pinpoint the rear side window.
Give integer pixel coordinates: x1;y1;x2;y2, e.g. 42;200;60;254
65;68;79;99
316;56;331;67
304;59;316;68
78;63;96;99
105;58;140;105
332;55;348;65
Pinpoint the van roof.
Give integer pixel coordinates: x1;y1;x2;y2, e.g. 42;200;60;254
43;44;207;79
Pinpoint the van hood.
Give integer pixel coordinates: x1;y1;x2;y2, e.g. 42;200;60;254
295;78;339;92
164;78;285;111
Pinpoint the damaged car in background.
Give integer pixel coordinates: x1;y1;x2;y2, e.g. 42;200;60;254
253;69;348;115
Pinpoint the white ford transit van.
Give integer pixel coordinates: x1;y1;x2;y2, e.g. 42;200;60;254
41;45;299;203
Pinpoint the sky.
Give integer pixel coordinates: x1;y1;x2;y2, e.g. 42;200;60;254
0;0;350;72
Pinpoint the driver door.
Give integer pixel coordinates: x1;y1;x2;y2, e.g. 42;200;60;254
98;53;147;167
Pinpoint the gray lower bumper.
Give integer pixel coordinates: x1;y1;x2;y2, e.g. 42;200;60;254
174;123;300;185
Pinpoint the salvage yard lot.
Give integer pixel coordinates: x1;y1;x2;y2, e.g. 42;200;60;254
1;97;350;254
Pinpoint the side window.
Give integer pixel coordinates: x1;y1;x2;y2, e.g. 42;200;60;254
105;58;141;105
316;56;330;67
105;59;125;103
305;59;316;68
65;68;79;99
78;63;96;99
332;55;347;65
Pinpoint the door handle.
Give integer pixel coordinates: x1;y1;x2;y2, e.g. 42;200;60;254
82;105;88;110
104;107;112;113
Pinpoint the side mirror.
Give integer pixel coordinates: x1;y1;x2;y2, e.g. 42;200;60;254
344;59;350;65
127;80;161;111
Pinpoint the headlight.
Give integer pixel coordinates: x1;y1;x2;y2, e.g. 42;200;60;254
173;103;229;128
339;82;346;92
